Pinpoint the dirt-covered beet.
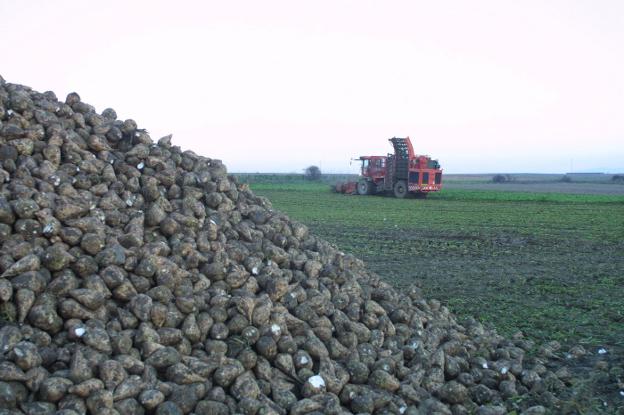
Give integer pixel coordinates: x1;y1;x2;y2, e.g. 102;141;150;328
0;76;570;414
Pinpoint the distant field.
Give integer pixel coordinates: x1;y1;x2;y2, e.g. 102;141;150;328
443;181;624;195
245;178;624;351
236;172;624;195
442;173;624;195
443;173;623;183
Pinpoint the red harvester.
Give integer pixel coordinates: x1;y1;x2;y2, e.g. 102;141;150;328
337;137;442;198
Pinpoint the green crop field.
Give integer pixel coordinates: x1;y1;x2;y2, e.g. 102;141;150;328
248;180;624;351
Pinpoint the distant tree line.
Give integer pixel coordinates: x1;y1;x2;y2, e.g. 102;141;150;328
304;165;322;181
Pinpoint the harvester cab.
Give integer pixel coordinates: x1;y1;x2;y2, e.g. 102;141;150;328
359;156;386;181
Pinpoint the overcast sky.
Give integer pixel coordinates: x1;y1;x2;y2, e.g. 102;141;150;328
1;0;623;173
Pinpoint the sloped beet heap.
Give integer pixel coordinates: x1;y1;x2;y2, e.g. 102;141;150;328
0;76;566;414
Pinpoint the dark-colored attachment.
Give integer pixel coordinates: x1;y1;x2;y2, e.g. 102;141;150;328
384;156;395;190
389;138;410;181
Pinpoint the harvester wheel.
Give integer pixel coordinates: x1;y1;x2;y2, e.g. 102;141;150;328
393;180;407;198
357;180;373;195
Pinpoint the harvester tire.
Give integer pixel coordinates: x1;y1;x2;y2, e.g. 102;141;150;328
357;180;373;195
393;180;408;198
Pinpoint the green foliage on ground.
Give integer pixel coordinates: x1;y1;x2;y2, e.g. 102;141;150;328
250;181;624;349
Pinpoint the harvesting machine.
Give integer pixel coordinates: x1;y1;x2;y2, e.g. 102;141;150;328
336;137;442;198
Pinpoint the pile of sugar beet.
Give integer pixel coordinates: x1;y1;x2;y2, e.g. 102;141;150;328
0;76;577;415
